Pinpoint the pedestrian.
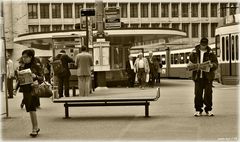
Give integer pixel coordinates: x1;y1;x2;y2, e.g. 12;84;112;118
189;37;218;117
43;60;51;83
126;55;135;88
156;57;162;85
147;51;159;87
55;50;74;97
134;53;149;89
75;46;93;96
19;49;43;137
6;52;14;98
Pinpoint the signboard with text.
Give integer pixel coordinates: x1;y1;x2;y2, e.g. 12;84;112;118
104;7;121;29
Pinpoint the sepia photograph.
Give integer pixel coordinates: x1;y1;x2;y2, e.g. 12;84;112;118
0;0;239;141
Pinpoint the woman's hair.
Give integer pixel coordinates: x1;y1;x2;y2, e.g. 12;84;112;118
22;49;35;58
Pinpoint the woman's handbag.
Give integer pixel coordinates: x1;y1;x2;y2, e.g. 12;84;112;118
32;81;53;98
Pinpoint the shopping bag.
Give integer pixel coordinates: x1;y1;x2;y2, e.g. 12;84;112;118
135;74;138;83
146;73;149;82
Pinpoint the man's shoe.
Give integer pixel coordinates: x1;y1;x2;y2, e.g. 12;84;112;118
194;111;202;117
206;111;214;116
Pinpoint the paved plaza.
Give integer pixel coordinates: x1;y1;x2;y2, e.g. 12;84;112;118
1;79;239;141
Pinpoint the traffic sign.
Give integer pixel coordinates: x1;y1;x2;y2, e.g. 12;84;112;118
104;7;121;29
81;8;95;16
80;8;96;30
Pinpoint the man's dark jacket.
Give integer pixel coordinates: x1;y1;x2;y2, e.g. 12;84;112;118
189;45;218;81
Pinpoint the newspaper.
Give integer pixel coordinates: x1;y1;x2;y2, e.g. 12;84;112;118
18;68;33;85
187;61;211;72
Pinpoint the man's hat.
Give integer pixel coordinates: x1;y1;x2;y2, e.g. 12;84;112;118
200;37;208;46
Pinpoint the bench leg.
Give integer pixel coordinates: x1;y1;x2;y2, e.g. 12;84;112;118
145;102;150;117
64;103;70;119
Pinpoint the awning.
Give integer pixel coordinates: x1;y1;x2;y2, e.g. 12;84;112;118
14;28;187;50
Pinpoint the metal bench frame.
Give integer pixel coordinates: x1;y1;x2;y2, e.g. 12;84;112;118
54;87;160;118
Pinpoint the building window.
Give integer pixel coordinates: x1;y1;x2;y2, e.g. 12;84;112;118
130;3;138;18
141;3;148;18
151;3;159;17
141;24;149;28
191;3;198;17
86;3;94;8
41;25;50;32
29;25;38;33
40;4;49;19
122;24;129;28
151;23;159;28
161;3;169;17
120;3;127;18
64;25;73;30
230;3;237;15
172;3;179;17
75;3;83;18
52;25;62;31
172;23;179;30
211;23;218;37
182;3;188;17
63;3;72;18
220;3;227;17
201;3;208;17
108;3;116;7
52;3;61;18
192;23;199;38
28;3;38;19
211;3;217;17
130;24;139;28
201;23;208;37
162;23;169;28
182;23;189;37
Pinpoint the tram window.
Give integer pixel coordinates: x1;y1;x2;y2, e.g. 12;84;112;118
216;35;220;57
226;36;229;61
222;37;225;61
185;52;190;63
174;53;179;64
171;54;174;64
180;53;184;64
232;36;235;60
236;35;239;60
161;55;166;65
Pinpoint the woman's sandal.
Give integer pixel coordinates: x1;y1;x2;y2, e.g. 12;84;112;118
30;128;40;137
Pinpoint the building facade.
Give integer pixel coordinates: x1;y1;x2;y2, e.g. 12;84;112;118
3;0;240;65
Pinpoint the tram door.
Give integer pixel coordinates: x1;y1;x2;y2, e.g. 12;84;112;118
220;34;239;84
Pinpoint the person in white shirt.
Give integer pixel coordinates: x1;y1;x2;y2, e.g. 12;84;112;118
134;53;149;89
126;55;135;87
75;46;93;96
6;53;14;98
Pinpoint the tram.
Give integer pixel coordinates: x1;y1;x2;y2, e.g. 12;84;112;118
131;46;209;79
130;43;219;80
215;22;240;85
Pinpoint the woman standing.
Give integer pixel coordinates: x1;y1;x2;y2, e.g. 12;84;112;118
19;49;43;137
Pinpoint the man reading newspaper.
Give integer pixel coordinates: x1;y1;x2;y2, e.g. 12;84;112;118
188;37;218;117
